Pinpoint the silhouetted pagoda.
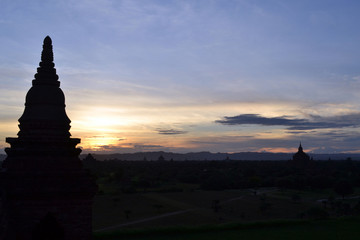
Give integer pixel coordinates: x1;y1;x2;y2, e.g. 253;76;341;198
292;143;311;166
0;36;97;239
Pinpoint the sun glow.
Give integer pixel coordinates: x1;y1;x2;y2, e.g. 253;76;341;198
82;115;130;130
81;135;123;150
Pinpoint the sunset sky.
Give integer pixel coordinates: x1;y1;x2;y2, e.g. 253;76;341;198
1;0;360;154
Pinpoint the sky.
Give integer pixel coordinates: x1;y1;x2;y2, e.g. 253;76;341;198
1;0;360;154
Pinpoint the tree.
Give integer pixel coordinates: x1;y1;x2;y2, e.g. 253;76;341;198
83;153;97;166
259;194;271;215
158;155;165;161
259;202;272;215
291;194;302;203
211;200;221;213
306;207;329;219
153;204;164;214
334;179;354;199
124;210;132;220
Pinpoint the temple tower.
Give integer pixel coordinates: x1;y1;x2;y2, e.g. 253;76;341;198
292;142;311;167
0;36;97;239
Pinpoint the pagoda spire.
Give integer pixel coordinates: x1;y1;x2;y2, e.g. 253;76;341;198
16;35;71;140
33;36;59;85
298;142;303;152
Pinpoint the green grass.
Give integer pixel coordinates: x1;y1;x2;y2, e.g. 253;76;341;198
93;187;360;233
94;217;360;240
92;190;249;230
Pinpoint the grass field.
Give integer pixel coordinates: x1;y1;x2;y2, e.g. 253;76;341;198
93;187;354;230
94;217;360;240
92;186;360;239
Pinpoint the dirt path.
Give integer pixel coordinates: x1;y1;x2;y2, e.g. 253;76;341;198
94;209;195;232
316;195;360;202
94;189;277;232
94;195;245;232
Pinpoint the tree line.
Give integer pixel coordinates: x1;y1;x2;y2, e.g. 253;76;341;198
83;154;359;198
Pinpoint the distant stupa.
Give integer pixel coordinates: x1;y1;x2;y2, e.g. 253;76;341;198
0;36;97;239
292;142;310;164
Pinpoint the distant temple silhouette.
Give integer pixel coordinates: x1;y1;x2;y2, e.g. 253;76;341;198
0;37;97;239
292;143;311;165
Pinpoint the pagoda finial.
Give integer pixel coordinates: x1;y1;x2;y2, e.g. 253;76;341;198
298;142;303;152
44;35;52;44
33;36;59;84
42;36;53;63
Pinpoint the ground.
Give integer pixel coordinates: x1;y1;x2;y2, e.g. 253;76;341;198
92;185;360;234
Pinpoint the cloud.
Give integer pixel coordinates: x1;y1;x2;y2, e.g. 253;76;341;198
89;135;126;141
216;114;306;126
98;145;112;150
157;128;188;135
186;128;360;154
134;144;164;149
215;113;360;130
285;131;309;134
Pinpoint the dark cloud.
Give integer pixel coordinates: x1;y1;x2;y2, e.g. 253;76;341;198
98;145;112;149
319;131;348;136
134;144;164;149
216;113;360;130
157;129;188;135
188;129;360;154
285;131;309;134
216;114;306;126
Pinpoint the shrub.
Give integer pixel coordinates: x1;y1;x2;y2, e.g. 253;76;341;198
306;207;329;220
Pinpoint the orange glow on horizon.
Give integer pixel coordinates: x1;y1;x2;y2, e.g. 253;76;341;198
258;147;298;153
